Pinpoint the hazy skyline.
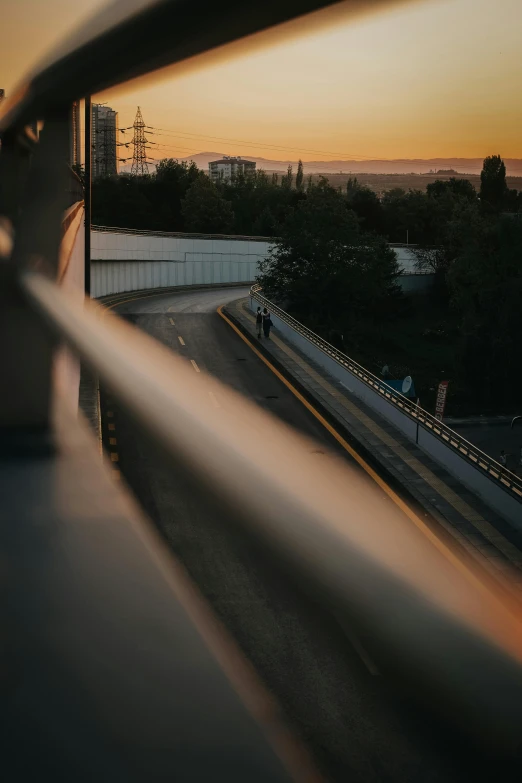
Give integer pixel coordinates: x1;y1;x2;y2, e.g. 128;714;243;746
2;0;521;161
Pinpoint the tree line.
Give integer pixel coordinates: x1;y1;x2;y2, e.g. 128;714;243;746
91;155;522;413
91;155;521;240
259;155;522;413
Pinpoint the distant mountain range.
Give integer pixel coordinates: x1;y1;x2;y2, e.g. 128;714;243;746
176;153;522;176
120;154;522;176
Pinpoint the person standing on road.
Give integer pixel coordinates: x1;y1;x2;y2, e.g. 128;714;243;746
256;306;263;339
262;307;272;339
499;450;507;475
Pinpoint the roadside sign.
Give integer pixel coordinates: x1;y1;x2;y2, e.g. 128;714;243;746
434;381;449;421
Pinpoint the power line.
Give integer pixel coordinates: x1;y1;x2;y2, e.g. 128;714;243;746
145;125;381;161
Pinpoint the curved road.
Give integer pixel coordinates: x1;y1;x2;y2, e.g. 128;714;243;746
101;287;516;783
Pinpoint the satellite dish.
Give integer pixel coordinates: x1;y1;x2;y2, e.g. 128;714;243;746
402;376;412;395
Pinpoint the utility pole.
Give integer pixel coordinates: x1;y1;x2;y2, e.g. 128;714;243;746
130;107;149;176
84;96;91;296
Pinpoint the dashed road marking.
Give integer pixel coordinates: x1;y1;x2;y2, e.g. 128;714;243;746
109;437;117;446
110;452;119;462
191;359;201;373
108;423;116;431
178;336;185;346
169;317;175;325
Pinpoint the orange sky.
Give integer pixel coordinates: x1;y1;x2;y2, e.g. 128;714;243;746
2;0;522;161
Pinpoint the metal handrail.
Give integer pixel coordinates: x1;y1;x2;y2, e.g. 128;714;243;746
250;284;522;500
0;0;347;133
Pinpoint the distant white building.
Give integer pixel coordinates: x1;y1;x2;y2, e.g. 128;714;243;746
209;156;256;182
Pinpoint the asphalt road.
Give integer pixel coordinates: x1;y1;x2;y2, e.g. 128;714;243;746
101;287;519;783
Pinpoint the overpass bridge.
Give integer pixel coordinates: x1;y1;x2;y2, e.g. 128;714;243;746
1;1;522;781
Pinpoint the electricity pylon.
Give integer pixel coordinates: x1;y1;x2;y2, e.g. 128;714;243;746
131;106;150;176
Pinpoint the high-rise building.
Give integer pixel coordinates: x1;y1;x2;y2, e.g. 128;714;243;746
209;156;256;182
70;101;82;168
92;103;118;178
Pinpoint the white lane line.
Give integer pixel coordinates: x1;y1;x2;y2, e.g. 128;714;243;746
208;391;221;408
178;336;185;346
169;317;175;326
190;359;201;373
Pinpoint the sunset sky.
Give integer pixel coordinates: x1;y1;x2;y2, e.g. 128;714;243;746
2;0;521;162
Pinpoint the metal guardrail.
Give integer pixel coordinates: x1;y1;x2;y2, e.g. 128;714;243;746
250;284;522;501
92;224;274;242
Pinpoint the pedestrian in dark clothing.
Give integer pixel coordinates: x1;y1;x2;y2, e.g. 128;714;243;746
262;307;272;339
256;307;263;338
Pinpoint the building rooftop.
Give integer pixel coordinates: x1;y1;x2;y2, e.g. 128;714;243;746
209;157;256;165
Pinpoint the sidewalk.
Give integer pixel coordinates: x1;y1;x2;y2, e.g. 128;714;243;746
225;297;522;596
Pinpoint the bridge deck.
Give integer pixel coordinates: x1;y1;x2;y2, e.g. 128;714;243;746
225;297;522;597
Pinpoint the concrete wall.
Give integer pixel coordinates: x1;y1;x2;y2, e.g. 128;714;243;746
250;296;522;528
91;231;434;298
91;231;268;297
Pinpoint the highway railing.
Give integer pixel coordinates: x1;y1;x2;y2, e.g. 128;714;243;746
2;0;522;773
93;224;274;242
250;284;522;502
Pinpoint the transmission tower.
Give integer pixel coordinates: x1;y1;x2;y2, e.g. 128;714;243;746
131;106;150;175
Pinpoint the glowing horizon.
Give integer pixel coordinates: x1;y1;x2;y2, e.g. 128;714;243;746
2;0;522;162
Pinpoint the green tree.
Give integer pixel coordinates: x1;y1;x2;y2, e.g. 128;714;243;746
448;213;522;409
381;188;434;244
253;206;277;237
258;180;400;334
152;158;200;230
295;159;304;192
346;177;359;198
480;155;508;212
281;164;293;189
346;183;384;234
92;174;155;229
181;175;234;233
426;177;477;202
